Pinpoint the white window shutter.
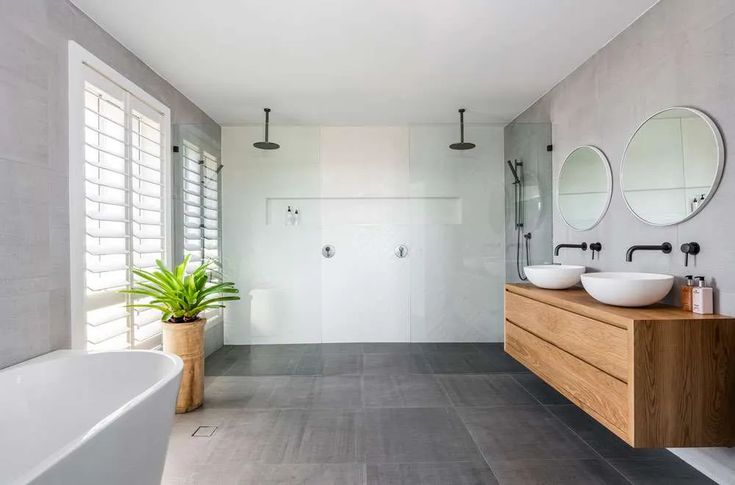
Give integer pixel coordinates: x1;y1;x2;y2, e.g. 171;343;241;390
82;65;169;350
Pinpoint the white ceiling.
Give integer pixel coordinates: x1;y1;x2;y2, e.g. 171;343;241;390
70;0;658;125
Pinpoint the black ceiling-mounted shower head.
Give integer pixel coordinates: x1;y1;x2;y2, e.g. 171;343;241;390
253;108;280;150
449;108;476;150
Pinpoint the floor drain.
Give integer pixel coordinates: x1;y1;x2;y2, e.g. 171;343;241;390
192;425;217;437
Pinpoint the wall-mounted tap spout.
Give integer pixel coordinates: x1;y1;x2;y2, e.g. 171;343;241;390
554;242;587;256
625;242;672;262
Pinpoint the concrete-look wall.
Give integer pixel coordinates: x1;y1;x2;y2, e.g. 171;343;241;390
511;0;735;481
0;0;220;369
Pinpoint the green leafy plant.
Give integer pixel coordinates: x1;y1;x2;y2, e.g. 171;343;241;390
120;255;240;323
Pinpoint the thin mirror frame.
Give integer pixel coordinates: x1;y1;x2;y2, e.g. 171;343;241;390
556;145;613;231
620;106;725;227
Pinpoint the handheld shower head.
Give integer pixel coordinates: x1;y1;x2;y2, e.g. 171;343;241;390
506;160;521;184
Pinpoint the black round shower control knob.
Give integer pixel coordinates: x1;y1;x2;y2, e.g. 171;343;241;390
680;242;700;255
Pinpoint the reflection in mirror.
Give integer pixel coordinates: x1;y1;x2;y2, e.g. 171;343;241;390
557;146;612;231
621;107;724;226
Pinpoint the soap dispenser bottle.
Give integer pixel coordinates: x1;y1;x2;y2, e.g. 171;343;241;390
285;205;294;226
692;276;713;315
680;275;694;311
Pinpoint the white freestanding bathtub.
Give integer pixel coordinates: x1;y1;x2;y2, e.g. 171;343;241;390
0;350;183;485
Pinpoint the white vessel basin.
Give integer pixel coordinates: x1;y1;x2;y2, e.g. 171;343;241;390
581;272;674;307
524;265;586;289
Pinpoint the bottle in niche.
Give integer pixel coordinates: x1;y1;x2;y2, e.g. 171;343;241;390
692;276;713;315
680;275;694;311
285;205;294;226
293;208;300;226
691;197;699;213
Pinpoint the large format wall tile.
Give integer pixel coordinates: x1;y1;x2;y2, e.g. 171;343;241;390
0;0;219;368
509;0;735;480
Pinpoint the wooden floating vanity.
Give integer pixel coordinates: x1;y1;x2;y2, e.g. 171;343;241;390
504;283;735;448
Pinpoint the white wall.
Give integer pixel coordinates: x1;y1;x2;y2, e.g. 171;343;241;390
222;124;504;344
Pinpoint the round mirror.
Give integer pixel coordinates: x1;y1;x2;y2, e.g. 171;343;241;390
557;146;612;231
621;107;724;226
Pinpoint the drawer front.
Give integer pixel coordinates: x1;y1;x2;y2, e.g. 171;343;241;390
505;291;628;381
506;321;630;441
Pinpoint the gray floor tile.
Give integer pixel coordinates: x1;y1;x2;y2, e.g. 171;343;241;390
203;376;285;408
473;343;505;353
205;346;238;376
363;353;432;375
361;407;484;464
205;376;362;408
423;352;482;373
362;343;423;354
366;462;497;485
224;345;252;355
294;353;363;375
164;463;365;485
166;408;276;469
512;373;571;405
419;343;479;353
608;458;717;484
225;354;300;376
490;459;629;485
472;344;529;373
203;376;362;409
457;405;596;464
173;344;714;484
437;374;537;406
318;343;365;354
425;351;522;374
261;408;363;464
170;408;361;465
267;376;363;408
362;375;450;407
247;344;320;357
546;404;671;460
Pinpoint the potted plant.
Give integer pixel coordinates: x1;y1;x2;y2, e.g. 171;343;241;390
121;255;240;413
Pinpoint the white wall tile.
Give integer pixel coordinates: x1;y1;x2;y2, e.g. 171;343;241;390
222;124;505;343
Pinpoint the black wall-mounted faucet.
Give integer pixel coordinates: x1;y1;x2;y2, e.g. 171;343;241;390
625;242;672;262
680;242;700;267
589;242;602;260
554;242;587;256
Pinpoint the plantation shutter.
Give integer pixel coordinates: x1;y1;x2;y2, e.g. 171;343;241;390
83;65;169;350
181;140;223;325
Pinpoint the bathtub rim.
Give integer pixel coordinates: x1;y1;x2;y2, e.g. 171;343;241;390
2;349;183;485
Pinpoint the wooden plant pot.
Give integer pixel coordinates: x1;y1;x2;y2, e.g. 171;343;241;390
163;318;206;414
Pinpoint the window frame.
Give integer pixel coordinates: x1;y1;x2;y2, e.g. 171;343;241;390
68;41;173;350
175;129;224;330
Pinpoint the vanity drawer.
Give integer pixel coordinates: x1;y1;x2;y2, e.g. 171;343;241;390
505;291;628;381
505;321;629;440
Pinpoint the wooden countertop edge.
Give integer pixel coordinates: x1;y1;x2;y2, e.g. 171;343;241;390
505;283;733;328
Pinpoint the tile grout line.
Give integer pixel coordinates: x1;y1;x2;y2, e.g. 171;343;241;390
452;404;503;483
508;373;632;484
433;374;458;407
537;402;634;485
